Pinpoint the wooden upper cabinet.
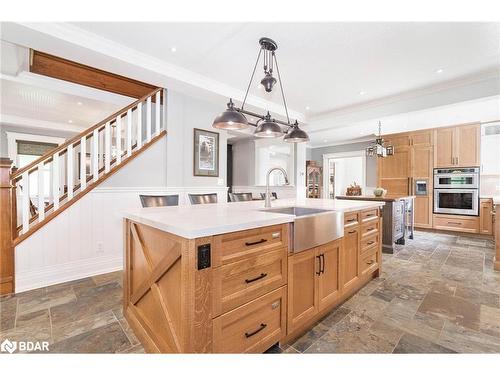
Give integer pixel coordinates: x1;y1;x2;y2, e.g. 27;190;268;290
377;147;410;195
317;241;340;311
410;131;433;146
456;124;480;167
412;145;433;178
384;134;411;147
435;127;455;168
435;124;480;168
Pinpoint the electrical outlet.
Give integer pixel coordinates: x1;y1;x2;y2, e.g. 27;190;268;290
96;242;104;254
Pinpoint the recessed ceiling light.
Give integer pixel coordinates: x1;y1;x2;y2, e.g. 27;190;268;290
359;91;366;96
77;102;83;106
436;68;444;74
68;120;73;123
305;106;310;110
323;139;328;143
170;47;177;53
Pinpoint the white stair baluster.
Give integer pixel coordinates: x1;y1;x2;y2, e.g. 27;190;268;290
146;96;152;142
80;136;87;190
21;171;30;234
116;115;122;165
137;103;143;149
105;122;111;173
37;164;45;221
127;109;132;156
52;153;60;210
93;129;99;182
67;144;74;200
155;91;160;136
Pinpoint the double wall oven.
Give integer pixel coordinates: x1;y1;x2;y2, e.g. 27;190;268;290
433;167;479;216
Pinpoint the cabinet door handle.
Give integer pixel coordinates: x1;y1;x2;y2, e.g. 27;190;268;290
245;238;267;246
245;273;268;284
245;323;267;338
321;253;325;274
316;255;322;275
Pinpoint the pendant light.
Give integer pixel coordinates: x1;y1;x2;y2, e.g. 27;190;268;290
212;37;309;143
284;121;310;143
366;121;394;157
212;99;248;130
254;112;283;138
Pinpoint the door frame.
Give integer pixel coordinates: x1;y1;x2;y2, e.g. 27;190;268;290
322;150;366;199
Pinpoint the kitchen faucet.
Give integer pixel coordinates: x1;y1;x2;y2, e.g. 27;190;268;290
264;167;289;208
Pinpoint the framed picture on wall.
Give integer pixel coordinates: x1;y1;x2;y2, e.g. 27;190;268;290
193;128;219;177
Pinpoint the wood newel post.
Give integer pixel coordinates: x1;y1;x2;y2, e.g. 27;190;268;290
0;158;14;295
11;167;18;240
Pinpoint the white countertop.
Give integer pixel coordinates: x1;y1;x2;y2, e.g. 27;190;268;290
123;198;385;239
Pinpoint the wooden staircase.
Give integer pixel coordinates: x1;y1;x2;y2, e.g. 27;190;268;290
0;87;167;295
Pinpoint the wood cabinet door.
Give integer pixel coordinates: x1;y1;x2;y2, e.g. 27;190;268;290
411;130;433;146
378;146;410;195
480;199;493;235
384;134;411;147
287;249;319;333
456;124;480;167
412;145;433;228
317;241;341;312
341;227;359;292
435;127;455;167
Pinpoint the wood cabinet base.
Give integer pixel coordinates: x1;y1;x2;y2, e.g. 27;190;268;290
433;214;480;234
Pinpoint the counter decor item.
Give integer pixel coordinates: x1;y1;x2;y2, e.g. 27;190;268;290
373;187;387;197
193;128;219;177
346;182;362;196
306;160;322;198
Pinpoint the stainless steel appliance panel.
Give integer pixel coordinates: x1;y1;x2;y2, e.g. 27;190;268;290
434;188;479;216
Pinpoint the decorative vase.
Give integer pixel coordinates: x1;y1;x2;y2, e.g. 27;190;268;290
373;187;387;197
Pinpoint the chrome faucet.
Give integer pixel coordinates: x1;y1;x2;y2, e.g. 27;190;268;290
264;167;289;208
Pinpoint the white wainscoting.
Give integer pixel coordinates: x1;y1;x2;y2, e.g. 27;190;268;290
14;185;228;293
232;185;297;200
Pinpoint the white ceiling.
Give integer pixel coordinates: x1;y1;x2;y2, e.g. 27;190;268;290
70;22;500;116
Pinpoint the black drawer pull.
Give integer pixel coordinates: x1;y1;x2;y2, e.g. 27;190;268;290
316;255;322;275
245;323;267;338
320;253;325;274
245;273;268;283
365;214;374;217
346;218;356;222
367;241;375;245
367;227;375;231
366;260;375;265
245;238;267;246
348;230;356;234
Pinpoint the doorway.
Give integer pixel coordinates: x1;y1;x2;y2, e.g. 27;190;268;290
322;151;366;198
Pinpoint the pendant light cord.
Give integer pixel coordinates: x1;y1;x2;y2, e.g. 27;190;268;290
273;52;291;124
241;47;263;111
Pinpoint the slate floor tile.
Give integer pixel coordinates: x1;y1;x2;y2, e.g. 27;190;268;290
393;333;456;353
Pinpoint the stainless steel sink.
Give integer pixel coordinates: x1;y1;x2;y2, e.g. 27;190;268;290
260;206;344;253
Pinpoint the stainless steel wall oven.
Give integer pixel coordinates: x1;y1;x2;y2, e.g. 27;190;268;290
433;167;479;216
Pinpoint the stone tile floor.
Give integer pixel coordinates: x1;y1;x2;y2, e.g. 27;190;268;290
1;230;499;354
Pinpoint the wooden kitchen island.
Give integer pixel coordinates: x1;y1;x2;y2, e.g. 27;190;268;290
336;195;415;253
122;198;384;353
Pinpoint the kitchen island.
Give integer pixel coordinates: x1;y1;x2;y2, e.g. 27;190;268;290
336;195;415;253
122;198;385;353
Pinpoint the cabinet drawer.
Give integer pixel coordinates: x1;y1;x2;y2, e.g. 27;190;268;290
361;220;379;237
433;215;479;234
212;287;286;353
212;248;287;316
360;232;379;254
213;224;288;267
361;209;378;222
344;212;359;226
360;247;378;276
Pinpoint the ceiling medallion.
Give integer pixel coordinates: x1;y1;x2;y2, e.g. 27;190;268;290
366;121;394;158
212;37;309;143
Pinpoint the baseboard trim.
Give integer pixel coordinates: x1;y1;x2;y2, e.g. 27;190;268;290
15;254;123;293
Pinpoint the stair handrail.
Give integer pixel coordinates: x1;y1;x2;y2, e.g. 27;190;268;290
11;87;162;180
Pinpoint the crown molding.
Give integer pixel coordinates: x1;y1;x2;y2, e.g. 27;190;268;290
3;22;305;122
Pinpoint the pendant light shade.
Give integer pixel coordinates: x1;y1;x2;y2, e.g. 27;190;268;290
254;113;283;138
284;121;309;143
212;99;248;130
